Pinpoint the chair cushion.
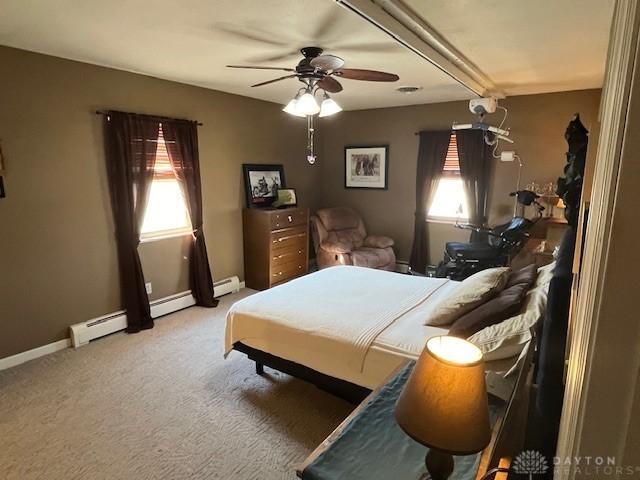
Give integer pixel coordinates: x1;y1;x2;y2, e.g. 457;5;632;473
317;207;361;232
448;283;530;338
351;247;395;269
320;240;353;254
363;235;394;249
424;267;511;326
326;230;364;249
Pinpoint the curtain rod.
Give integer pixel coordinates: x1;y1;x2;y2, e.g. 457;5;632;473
95;111;203;126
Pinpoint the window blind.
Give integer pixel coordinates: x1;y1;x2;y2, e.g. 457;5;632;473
443;133;460;173
152;126;175;180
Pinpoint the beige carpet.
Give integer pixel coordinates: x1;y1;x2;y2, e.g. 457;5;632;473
0;290;353;480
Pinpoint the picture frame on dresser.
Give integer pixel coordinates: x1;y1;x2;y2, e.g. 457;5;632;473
344;145;389;189
242;163;286;208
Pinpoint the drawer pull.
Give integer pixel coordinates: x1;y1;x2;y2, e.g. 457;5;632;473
298;265;302;269
273;232;306;243
288;215;293;222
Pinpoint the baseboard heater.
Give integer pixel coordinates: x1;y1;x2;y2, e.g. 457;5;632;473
70;276;241;348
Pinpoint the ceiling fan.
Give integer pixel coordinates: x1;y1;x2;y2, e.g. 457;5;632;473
228;47;399;165
227;46;399;94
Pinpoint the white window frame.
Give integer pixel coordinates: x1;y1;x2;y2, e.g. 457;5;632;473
139;129;193;243
426;133;469;224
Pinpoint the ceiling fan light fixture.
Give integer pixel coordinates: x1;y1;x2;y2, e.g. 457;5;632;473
283;98;305;117
319;93;342;117
296;91;321;116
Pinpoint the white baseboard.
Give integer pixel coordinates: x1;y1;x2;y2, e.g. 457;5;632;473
2;278;247;371
0;338;71;372
150;290;196;318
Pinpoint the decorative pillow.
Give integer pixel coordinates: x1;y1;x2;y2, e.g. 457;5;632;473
424;267;511;326
506;263;538;289
467;283;549;361
363;235;394;249
448;283;529;338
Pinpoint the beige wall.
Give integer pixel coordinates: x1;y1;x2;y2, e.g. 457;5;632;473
0;46;317;358
0;45;602;360
319;89;601;265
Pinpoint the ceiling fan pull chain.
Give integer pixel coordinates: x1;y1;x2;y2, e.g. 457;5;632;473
307;115;316;165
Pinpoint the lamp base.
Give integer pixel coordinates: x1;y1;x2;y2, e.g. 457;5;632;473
424;449;454;480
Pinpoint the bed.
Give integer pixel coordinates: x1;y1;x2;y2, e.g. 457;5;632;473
224;265;551;401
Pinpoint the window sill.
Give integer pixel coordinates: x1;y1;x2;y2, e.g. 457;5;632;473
140;229;193;244
426;217;468;225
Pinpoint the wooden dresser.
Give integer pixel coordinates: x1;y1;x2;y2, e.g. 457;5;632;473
242;207;309;290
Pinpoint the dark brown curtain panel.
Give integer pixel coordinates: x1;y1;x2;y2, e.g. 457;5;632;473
409;130;451;273
162;120;218;307
104;111;160;332
456;130;493;242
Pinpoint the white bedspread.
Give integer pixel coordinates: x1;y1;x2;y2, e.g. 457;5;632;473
225;266;451;375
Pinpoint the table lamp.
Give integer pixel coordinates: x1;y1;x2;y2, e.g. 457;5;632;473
395;336;491;480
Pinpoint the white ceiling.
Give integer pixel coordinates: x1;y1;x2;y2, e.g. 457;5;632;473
404;0;615;96
0;0;614;110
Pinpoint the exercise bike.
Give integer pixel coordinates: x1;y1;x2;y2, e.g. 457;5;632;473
435;190;544;280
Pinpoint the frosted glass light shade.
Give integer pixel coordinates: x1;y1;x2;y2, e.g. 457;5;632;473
395;336;491;455
283;99;305;117
319;97;342;117
296;92;320;115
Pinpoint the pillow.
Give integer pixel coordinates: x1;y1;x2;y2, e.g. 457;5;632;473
467;283;549;361
448;282;529;338
535;262;556;288
424;267;511;326
506;263;538;289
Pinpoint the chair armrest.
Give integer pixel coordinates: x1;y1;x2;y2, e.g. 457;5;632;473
363;235;394;249
320;240;353;254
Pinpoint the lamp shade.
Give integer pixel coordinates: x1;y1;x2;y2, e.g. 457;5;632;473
283;98;305;117
296;92;320;115
395;336;491;455
319;96;342;117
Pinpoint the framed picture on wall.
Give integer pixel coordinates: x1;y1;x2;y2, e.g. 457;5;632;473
242;164;286;208
344;145;389;189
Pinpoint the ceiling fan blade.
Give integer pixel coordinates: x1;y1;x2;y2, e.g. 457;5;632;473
334;69;399;82
310;54;345;71
317;76;343;93
214;24;288;48
312;8;342;42
227;65;295;72
251;74;298;88
247;51;300;64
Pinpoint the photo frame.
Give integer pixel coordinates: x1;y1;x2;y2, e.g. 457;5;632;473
243;164;286;209
272;188;297;209
344;145;389;189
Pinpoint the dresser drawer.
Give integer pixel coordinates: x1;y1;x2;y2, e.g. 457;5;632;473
271;246;307;268
270;226;307;251
270;208;307;230
270;259;306;284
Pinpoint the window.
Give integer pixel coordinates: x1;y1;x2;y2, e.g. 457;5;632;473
140;126;192;241
427;133;469;222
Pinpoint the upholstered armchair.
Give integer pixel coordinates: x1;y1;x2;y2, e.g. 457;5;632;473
310;207;396;271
